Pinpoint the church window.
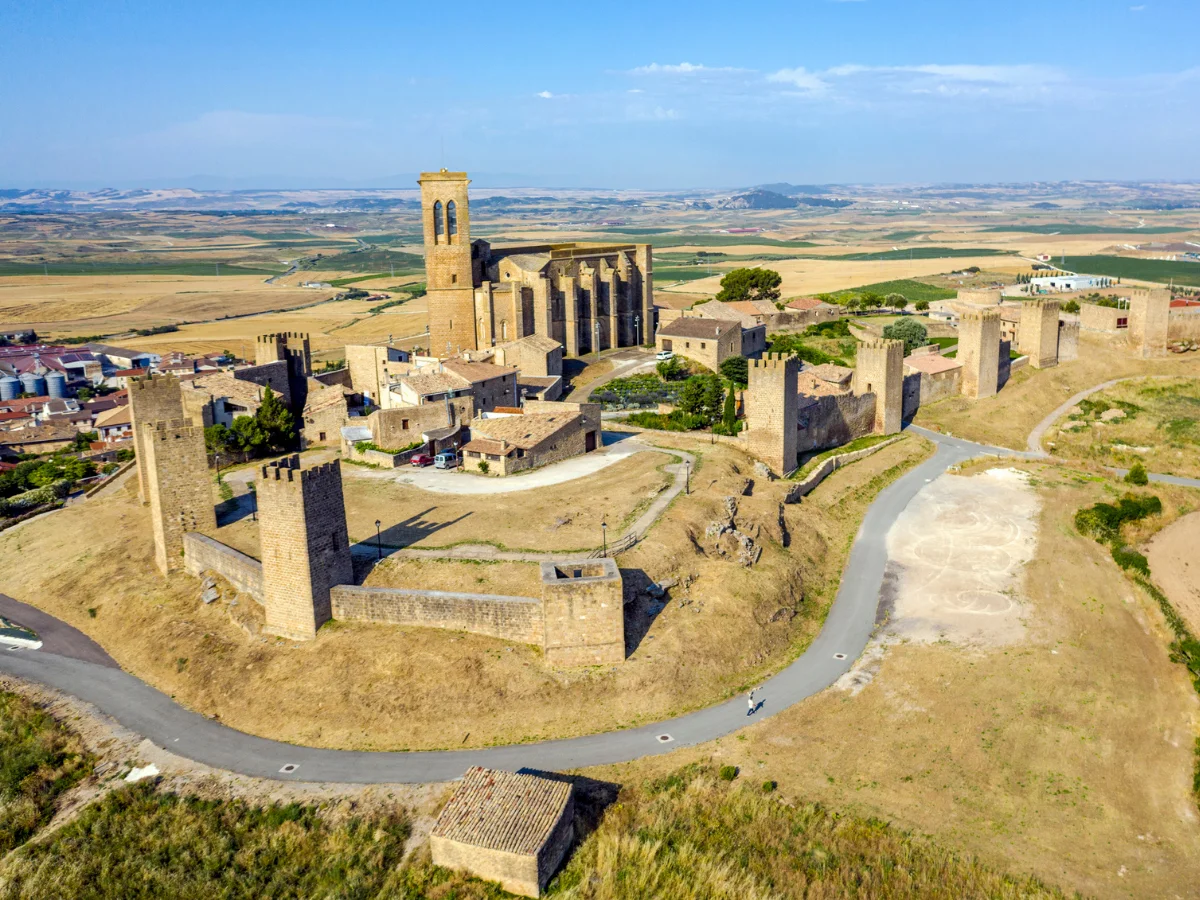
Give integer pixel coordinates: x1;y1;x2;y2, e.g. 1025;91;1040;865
433;201;445;242
447;200;458;241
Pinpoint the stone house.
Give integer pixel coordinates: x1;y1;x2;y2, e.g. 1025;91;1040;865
655;318;743;371
93;404;133;442
461;409;590;476
431;766;575;898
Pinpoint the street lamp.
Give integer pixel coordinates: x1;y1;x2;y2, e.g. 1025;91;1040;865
634;314;640;347
685;460;690;496
601;519;608;558
594;320;601;357
375;519;382;561
249;483;257;522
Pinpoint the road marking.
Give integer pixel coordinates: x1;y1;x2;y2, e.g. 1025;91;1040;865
656;734;673;743
833;653;847;660
279;764;299;774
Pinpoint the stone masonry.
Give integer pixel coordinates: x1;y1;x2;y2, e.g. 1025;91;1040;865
140;418;216;575
743;353;800;477
256;332;312;409
539;559;625;666
128;373;185;502
258;455;354;640
1128;288;1170;358
420;171;478;356
854;339;904;434
958;308;1001;399
1018;300;1061;368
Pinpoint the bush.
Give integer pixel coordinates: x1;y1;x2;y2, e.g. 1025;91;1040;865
803;319;851;339
881;318;928;354
718;765;739;782
914;299;930;311
1125;462;1149;486
718;355;748;386
1111;545;1150;575
656;356;685;381
716;267;782;303
478;460;490;475
761;780;777;793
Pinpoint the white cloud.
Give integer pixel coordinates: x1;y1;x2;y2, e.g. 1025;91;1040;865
628;62;745;76
537;91;555;99
766;67;828;94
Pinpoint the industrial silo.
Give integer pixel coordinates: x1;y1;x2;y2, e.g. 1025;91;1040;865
45;371;67;399
19;372;46;396
0;376;19;401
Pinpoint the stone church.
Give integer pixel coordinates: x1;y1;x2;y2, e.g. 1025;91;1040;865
419;170;656;358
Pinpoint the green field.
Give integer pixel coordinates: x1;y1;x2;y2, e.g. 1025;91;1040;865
1062;255;1200;286
984;224;1190;235
490;233;818;249
827;247;1013;261
881;230;928;241
0;262;282;277
654;267;719;283
300;248;424;274
829;278;958;303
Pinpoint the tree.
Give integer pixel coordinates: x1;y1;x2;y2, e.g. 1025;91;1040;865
254;387;296;451
656;356;685;381
881;318;929;354
721;383;737;433
914;299;930;312
1062;299;1080;314
702;374;724;419
719;355;748;386
716;268;782;304
843;297;861;312
229;416;270;455
885;293;908;311
1125;462;1149;486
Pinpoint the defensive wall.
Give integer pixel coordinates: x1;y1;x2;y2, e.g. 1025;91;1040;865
183;533;263;601
796;391;877;455
783;436;904;503
331;586;544;645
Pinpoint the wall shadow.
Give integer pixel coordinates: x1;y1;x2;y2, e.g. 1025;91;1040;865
621;567;667;657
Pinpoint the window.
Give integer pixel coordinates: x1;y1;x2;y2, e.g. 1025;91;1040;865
401;419;409;429
700;342;707;350
433;201;444;242
319;432;326;442
447;200;458;241
451;273;457;284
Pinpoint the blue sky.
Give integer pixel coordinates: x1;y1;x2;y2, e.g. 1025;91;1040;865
2;0;1197;189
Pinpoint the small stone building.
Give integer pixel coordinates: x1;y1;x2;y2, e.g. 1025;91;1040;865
655;317;742;371
431;767;575;898
462;409;591;476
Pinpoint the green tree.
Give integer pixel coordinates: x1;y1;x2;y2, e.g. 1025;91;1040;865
721;383;737;433
881;318;929;354
677;376;707;418
656;356;685;381
719;355;748;386
254;387;296;451
702;374;724;420
914;299;930;312
843;296;861;312
716;268;782;304
860;292;884;310
1125;462;1149;486
229;416;270;455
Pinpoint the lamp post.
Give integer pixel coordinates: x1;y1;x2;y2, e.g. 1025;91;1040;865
249;483;257;522
594;320;601;357
685;460;690;495
375;519;382;561
601;519;608;558
634;314;640;348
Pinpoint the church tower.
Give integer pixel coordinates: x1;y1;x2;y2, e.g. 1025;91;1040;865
419;170;477;357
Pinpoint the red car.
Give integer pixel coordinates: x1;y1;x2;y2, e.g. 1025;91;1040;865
410;453;435;467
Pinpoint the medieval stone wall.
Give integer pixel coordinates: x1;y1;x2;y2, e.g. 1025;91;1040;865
183;532;263;601
1128;288;1171;357
1019;300;1061;368
234;360;292;407
796;391;877;454
128;374;185;502
958;308;1001;399
743;354;799;476
141;419;216;575
330;586;544;645
540;559;625;666
258;456;354;640
853;340;904;434
1080;303;1125;333
1058;320;1080;362
1169;308;1200;340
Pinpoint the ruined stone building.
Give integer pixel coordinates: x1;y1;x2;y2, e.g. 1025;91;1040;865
419;169;654;358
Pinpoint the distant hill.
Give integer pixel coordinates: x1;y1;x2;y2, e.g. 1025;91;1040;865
718;190;798;210
755;183;831;196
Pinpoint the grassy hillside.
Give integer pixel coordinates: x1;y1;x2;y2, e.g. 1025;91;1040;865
0;262;281;277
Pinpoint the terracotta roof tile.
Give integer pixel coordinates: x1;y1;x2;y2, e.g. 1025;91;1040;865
432;767;572;856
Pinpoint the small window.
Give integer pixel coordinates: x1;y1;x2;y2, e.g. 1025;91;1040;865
451;273;457;284
318;432;326;442
433;201;444;241
401;419;409;429
447;200;458;240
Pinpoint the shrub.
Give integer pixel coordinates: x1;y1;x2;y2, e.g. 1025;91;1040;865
719;355;748;386
478;460;490;475
718;765;739;782
762;780;777;793
1125;462;1149;485
656;356;685;381
804;319;851;339
1111;546;1150;575
915;299;930;311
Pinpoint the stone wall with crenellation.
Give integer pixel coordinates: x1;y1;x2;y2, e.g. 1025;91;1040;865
853;339;903;434
331;586;544;644
183;532;263;601
128;373;185;502
141;418;216;575
958;308;1001;399
742;353;799;476
1018;300;1061;368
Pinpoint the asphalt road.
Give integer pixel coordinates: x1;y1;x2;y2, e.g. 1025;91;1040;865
0;422;1190;784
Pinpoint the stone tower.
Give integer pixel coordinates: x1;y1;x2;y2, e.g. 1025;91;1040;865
140;419;216;575
1128;288;1170;358
1018;300;1061;368
420;170;477;358
258;455;354;640
744;353;800;477
958;308;1001;400
256;331;312;408
128;373;185;502
854;339;904;435
539;559;625;666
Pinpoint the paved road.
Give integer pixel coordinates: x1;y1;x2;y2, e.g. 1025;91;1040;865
0;595;117;668
0;429;974;783
0;418;1193;784
1025;374;1187;455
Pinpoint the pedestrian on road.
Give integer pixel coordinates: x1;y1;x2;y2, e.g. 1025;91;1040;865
747;688;755;717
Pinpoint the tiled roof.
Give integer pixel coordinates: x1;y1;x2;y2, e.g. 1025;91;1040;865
786;296;831;311
502;253;552;273
185;372;264;406
471;412;579;450
461;438;512;456
725;300;779;316
443;359;518;384
402;372;472;397
657;317;739;339
503;334;562;354
432;767;572;856
797;372;851;397
807;363;853;385
905;354;963;375
94;405;132;427
0;424;78;444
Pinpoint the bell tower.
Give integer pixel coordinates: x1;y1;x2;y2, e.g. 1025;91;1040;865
419;169;477;357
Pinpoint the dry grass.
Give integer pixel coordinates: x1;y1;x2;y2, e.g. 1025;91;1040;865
0;437;930;751
913;338;1200;450
1046;376;1200;479
1147;511;1200;637
593;464;1200;900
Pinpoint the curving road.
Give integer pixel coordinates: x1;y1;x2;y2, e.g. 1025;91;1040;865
0;422;1187;784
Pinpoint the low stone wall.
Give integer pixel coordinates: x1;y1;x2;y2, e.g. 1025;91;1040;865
1170;308;1200;341
796;391;877;454
346;443;422;468
331;585;544;645
183;532;263;602
784;436;903;503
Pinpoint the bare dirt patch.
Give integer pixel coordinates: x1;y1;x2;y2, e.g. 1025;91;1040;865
1147;511;1200;637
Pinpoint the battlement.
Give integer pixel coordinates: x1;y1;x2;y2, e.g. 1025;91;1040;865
1128;287;1171;300
257;331;310;343
130;372;180;393
143;417;199;438
749;353;800;372
859;338;904;355
259;454;341;485
961;307;1001;323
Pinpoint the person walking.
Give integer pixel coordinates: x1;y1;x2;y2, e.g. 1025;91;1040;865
747;688;755;717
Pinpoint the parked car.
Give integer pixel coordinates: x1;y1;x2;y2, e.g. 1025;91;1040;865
655;349;674;360
410;453;434;467
434;451;459;470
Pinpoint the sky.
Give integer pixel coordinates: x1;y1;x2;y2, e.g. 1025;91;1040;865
1;0;1198;190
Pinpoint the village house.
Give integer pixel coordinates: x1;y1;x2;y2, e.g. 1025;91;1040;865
655;317;745;371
